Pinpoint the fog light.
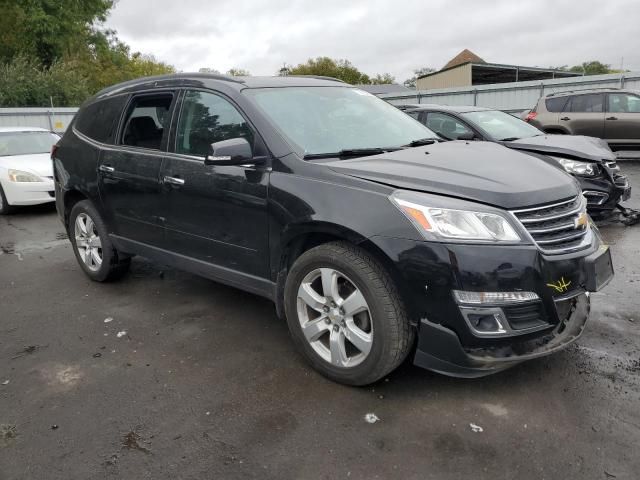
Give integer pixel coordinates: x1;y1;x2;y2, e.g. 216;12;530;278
453;290;539;305
459;307;508;336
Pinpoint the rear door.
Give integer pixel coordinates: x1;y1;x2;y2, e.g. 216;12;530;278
560;93;605;137
98;92;177;247
604;92;640;143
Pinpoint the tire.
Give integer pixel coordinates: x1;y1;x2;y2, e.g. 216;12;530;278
284;241;414;386
69;200;130;282
0;184;14;215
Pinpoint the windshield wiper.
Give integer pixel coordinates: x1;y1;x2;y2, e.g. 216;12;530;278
500;137;521;142
403;137;440;147
304;147;397;160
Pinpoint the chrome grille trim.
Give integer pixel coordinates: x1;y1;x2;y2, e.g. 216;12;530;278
511;195;591;254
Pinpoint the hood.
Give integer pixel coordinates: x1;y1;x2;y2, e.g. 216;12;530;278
503;134;615;162
326;141;579;210
0;153;53;178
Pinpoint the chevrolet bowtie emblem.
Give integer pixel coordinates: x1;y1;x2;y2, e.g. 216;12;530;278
574;212;589;229
547;277;572;293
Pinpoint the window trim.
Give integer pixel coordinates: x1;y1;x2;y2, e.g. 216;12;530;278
116;90;177;152
169;87;261;159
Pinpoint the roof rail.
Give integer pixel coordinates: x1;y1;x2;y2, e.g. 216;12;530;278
285;75;346;83
547;87;621;97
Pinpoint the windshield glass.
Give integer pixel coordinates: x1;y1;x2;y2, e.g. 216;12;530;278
462;110;542;141
0;131;59;156
244;87;437;155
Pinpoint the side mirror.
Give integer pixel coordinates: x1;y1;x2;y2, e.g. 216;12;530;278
456;132;477;141
204;138;258;166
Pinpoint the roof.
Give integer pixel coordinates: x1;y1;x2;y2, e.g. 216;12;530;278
355;84;411;95
401;104;492;113
95;73;348;98
443;49;485;70
0;126;50;133
545;87;636;97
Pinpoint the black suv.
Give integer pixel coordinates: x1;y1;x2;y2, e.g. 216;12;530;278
53;74;614;385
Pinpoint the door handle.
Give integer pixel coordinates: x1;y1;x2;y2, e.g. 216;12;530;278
99;165;115;173
163;176;185;186
560;117;570;121
606;116;618;120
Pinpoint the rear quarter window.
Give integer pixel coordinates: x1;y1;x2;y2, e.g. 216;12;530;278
545;96;569;112
75;96;128;144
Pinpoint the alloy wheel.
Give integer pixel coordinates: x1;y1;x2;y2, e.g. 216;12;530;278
74;213;103;272
297;268;373;368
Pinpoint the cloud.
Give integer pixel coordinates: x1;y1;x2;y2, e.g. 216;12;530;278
106;0;640;82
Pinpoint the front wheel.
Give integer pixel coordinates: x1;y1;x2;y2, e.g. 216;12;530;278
0;184;14;215
69;200;130;282
284;241;414;386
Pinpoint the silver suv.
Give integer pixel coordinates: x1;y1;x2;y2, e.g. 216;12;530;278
526;88;640;150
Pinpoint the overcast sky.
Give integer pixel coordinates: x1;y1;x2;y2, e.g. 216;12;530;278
106;0;640;82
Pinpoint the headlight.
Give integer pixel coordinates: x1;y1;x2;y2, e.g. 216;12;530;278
390;192;521;242
8;169;43;182
551;157;598;177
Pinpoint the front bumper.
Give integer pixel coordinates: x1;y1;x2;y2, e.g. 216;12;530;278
370;232;613;377
1;179;55;206
579;170;631;216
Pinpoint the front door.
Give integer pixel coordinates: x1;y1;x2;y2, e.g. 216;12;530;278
561;93;605;137
605;92;640;143
160;89;270;278
98;92;176;247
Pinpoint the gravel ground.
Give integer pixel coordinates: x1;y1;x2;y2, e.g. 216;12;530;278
1;163;639;480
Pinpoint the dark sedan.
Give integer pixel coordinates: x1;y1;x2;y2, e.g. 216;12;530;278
400;104;633;220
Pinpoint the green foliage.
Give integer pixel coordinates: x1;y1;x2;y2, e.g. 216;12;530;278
227;68;251;76
0;0;175;106
0;56;90;107
569;61;614;75
288;57;372;84
370;73;395;85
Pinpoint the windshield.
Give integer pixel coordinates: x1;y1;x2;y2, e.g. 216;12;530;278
0;131;59;157
243;87;437;156
462;110;542;141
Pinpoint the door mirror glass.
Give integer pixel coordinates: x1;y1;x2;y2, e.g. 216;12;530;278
205;138;253;165
456;132;476;141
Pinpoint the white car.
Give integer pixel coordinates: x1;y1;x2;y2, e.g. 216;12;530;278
0;127;60;214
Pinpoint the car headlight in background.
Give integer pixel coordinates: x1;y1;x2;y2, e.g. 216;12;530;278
550;157;599;177
7;169;43;182
391;193;521;242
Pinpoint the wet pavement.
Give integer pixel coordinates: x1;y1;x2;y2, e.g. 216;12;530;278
1;164;639;480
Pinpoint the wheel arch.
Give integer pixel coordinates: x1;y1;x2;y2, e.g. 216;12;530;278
273;222;409;321
62;189;89;231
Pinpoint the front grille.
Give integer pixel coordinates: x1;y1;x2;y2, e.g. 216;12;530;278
503;302;548;330
511;196;589;254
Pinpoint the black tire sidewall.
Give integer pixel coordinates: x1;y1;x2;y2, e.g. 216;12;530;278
0;184;13;215
284;244;404;385
69;200;120;281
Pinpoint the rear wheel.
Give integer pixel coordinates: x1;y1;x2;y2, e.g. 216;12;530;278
0;184;14;215
69;200;130;281
284;241;414;386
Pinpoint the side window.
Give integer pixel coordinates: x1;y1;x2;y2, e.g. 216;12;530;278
75;96;128;144
175;90;253;157
425;112;473;140
545;96;568;113
121;94;173;150
608;93;640;113
567;94;603;113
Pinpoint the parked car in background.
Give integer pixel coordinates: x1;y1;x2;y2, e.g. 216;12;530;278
400;104;632;219
524;88;640;151
0;127;59;214
54;74;614;385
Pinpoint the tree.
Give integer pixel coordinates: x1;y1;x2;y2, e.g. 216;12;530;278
403;67;435;88
288;57;371;84
226;68;250;76
569;61;613;75
370;73;395;85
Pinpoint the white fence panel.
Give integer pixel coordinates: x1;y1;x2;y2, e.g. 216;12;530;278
0;108;78;133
